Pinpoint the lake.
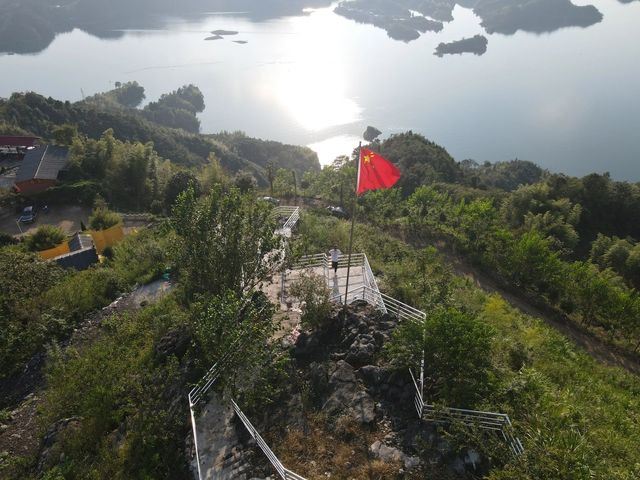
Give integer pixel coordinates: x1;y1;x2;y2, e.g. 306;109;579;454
1;0;639;180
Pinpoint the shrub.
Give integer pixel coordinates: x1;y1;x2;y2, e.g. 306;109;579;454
40;297;191;479
290;271;332;329
25;225;66;251
89;207;122;230
44;267;123;323
0;232;18;247
112;228;172;285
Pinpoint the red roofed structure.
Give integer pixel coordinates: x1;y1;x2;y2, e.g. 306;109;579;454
0;136;40;157
0;136;39;148
14;145;70;194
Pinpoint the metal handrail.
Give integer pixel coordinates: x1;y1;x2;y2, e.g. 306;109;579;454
349;285;425;323
231;400;308;480
409;368;425;418
282;208;300;230
362;254;380;293
189;394;203;480
272;206;300;237
269;206;299;219
409;366;524;456
291;253;327;270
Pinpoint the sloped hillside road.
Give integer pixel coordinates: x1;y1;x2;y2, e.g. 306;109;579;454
426;238;640;376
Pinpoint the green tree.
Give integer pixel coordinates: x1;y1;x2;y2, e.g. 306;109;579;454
234;171;257;193
506;230;563;294
564;262;623;328
164;171;201;211
171;186;282;299
387;308;495;408
266;161;276;197
376;132;461;195
199;153;226;193
51;123;78;146
273;168;295;198
114;81;146;107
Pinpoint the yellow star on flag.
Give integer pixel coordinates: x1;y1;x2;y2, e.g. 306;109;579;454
363;154;371;164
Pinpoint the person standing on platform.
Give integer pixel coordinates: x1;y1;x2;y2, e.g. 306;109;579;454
328;245;342;276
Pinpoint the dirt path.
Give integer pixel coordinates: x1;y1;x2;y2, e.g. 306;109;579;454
426;238;640;376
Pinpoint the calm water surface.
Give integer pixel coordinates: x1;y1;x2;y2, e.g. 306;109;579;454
1;1;639;179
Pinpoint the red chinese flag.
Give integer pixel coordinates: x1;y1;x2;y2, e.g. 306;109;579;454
357;147;401;195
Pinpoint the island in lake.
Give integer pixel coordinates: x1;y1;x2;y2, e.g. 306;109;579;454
334;0;443;42
211;29;238;36
435;35;488;57
334;0;605;42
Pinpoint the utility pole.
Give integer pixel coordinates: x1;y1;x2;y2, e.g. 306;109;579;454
343;142;361;306
292;170;297;202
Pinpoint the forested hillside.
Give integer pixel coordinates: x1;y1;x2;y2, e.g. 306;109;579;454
304;133;640;357
0;84;320;201
2;197;639;479
1;98;639;479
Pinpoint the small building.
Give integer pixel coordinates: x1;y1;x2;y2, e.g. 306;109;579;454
14;145;69;194
0;136;40;158
53;233;99;270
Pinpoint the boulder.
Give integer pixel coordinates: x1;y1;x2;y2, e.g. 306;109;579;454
358;365;382;388
37;417;83;472
329;360;356;384
309;362;329;396
369;440;420;470
345;334;376;366
155;327;190;361
323;361;375;424
323;389;375;425
292;331;321;357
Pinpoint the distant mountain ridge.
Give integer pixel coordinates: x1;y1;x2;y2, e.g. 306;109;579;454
0;0;333;54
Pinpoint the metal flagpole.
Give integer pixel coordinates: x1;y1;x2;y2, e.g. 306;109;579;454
343;142;361;305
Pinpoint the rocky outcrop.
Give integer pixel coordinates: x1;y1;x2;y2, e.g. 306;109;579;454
369;440;420;470
37;417;83;473
155;326;191;362
323;361;376;424
271;301;490;477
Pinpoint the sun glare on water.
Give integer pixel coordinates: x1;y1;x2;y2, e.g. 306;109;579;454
272;8;361;132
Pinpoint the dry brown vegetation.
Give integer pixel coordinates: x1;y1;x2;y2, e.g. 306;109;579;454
272;414;405;480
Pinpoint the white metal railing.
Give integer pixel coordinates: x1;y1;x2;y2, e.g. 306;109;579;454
272;206;300;237
188;338;245;480
270;206;299;220
188;300;306;480
291;253;326;270
288;253;386;310
232;400;307;480
409;369;524;456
